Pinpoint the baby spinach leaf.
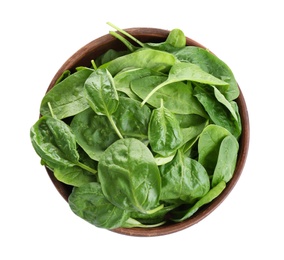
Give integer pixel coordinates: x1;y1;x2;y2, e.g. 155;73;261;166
98;138;161;213
54;166;97;187
84;68;119;115
69;182;130;229
95;49;130;67
84;68;123;139
70;108;118;161
30;116;97;174
112;97;151;142
141;62;229;106
100;48;177;76
211;135;239;187
129;204;177;225
198;125;232;176
173;46;239;101
194;83;242;138
131;76;207;117
171;181;226;222
160;150;210;204
114;67;162;101
40;69;94;119
144;28;186;52
148;100;183;157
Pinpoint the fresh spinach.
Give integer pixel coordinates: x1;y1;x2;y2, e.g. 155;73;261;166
173;46;239;100
69;182;130;229
141;62;229;106
98;138;161;213
84;68;123;139
159;150;210;204
31;23;243;230
40;69;94;119
148;99;183;157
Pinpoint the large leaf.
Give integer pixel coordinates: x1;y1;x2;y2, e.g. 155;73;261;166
98;138;161;213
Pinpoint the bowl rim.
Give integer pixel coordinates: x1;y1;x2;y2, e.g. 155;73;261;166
44;27;250;237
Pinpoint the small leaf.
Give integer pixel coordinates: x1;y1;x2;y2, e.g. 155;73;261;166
148;100;183;157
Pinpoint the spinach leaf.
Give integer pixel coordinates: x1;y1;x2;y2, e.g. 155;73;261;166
131;76;207;117
95;49;130;67
211;135;239;187
144;28;186;52
100;48;177;76
84;68;123;139
179;116;209;153
173;46;239;100
70;108;118;161
198;125;232;176
194;83;242;138
141;62;229;106
69;182;130;229
54;147;97;187
122;218;165;228
40;69;94;119
30;116;97;174
98;138;161;213
171;181;226;222
113;97;151;142
114;67;162;101
148;99;183;157
160;150;210;204
54;166;97;187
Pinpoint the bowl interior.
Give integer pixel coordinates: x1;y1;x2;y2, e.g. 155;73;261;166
45;28;250;237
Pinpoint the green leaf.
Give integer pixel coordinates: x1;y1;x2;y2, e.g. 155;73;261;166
113;97;151;141
173;46;239;100
84;68;123;139
98;138;161;213
30;116;96;174
100;48;177;76
198;125;232;176
194;84;242;138
141;62;229;106
160;150;210;204
70;108;118;161
84;68;119;116
69;182;130;229
40;69;94;119
211;135;239;187
171;181;226;222
131;76;207;117
148;100;183;157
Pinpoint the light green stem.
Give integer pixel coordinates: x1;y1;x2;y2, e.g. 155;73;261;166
107;22;145;47
108;114;124;139
109;31;136;52
146;204;164;215
76;162;97;175
141;81;168;107
91;60;97;70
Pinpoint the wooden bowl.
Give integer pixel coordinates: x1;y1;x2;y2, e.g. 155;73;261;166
45;28;250;237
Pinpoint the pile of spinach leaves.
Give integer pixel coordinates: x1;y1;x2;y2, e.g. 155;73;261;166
30;22;242;229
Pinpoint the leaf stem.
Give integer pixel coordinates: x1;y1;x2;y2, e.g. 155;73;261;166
76;161;97;175
47;102;56;118
107;22;145;47
146;204;164;215
108;115;124;139
109;31;136;52
91;60;97;70
141;81;168;107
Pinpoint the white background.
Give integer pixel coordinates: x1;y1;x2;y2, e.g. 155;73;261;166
1;0;283;259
